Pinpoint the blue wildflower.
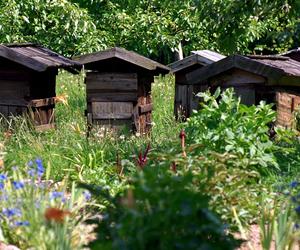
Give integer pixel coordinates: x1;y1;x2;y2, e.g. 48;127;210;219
295;206;300;215
295;223;300;230
290;181;299;188
35;158;44;177
50;191;64;200
27;168;36;177
2;208;21;218
291;196;298;203
0;174;7;181
27;161;33;167
12;181;24;190
0;182;4;190
15;221;29;227
83;190;91;201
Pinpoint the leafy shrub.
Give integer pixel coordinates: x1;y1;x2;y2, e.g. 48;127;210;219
0;159;96;249
185;88;277;172
89;168;241;250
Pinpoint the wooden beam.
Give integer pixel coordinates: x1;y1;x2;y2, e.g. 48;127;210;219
139;103;153;114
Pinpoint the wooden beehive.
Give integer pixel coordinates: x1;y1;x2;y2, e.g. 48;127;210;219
75;47;169;134
0;43;81;130
185;54;300;128
169;50;225;119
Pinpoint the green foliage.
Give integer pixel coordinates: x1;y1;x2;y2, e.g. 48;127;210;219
89;168;241;250
0;0;106;56
185;88;278;172
1;0;299;60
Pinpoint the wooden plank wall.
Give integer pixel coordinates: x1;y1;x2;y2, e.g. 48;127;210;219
135;74;153;134
276;91;300;128
86;72;139;132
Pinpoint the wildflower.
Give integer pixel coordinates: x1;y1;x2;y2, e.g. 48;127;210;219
27;168;36;177
12;181;24;190
290;181;299;188
50;191;64;200
12;166;18;171
2;208;21;218
295;223;300;230
35;158;44;177
295;206;300;215
0;174;7;181
44;207;71;223
27;161;33;167
0;182;4;190
83;190;91;201
15;221;29;227
291;196;298;203
136;143;150;169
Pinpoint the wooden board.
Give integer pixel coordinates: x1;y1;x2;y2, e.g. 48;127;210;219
174;84;188;119
86;73;138;91
276;91;300;128
87;92;137;102
91;102;133;120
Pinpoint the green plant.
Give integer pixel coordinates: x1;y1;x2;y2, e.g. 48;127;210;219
185;88;278;173
0;158;96;249
88;168;241;250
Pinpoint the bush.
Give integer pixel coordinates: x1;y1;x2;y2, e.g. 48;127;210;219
89;168;241;250
185;88;277;172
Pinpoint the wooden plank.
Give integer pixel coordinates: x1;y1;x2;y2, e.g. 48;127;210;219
86;73;137;91
88;92;137;102
0;45;47;72
211;69;265;86
29;97;56;108
0;105;8;117
139;103;153;114
91;102;133;120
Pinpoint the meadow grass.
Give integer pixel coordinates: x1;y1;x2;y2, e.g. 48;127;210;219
0;71;180;186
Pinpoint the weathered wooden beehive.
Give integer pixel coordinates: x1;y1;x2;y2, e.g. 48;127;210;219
75;47;169;134
169;50;225;119
0;43;81;130
185;54;300;128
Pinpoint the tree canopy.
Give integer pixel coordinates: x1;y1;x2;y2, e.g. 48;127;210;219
0;0;299;63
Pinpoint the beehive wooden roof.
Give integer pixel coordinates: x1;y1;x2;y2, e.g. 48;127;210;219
281;48;300;62
168;50;225;73
75;47;170;73
186;55;300;85
0;43;82;72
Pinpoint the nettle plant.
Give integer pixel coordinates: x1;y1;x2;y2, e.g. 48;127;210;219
0;159;96;250
185;88;278;172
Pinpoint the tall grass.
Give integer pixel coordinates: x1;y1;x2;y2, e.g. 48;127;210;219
1;71;180;186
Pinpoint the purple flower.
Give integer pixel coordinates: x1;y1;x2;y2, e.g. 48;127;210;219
12;181;24;190
15;221;29;227
295;206;300;214
0;182;4;190
0;174;7;181
290;181;299;188
83;190;91;201
2;208;21;218
27;168;36;177
35;158;44;177
27;161;33;167
50;191;64;200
